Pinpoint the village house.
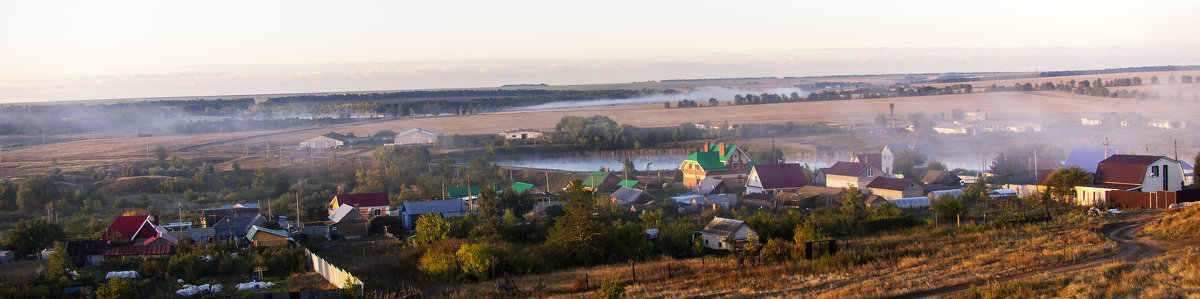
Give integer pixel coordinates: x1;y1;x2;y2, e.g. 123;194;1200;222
299;132;351;149
400;199;471;230
245;225;292;247
1075;154;1185;206
698;217;758;251
866;177;925;200
918;169;963;191
932;123;973;135
200;203;260;228
329;205;370;239
679;142;753;188
694;177;734;195
498;129;543;140
328;192;393;217
580;171;621;193
393;128;438;145
212;213;266;244
1147;120;1186;129
746;164;809;195
852;153;884;173
671;194;737;211
1081;118;1102;126
103;244;173;259
884;142;934;173
821;161;883;192
446;186;481;199
103;215;163;243
776;186;843;209
610;186;656;206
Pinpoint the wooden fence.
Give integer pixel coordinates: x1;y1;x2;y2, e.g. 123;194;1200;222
1109;189;1200;209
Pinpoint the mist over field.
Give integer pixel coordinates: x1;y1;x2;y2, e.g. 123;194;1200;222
510;86;809;111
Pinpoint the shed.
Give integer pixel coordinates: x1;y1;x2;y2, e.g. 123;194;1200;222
329;205;369;239
245;225;292;247
699;217;758;251
610;187;656;206
65;240;107;267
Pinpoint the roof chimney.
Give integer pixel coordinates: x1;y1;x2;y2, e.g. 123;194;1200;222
704;142;710;152
719;143;727;157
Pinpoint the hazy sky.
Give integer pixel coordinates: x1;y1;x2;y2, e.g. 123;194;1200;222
2;0;1199;103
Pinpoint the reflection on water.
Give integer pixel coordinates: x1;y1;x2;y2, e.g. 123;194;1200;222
489;152;993;173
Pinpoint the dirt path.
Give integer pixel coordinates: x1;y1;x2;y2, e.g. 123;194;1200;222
896;214;1162;298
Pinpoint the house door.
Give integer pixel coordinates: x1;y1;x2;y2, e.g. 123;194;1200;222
1163;166;1169;190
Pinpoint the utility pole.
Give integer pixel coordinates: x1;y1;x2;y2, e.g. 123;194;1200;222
1103;137;1110;157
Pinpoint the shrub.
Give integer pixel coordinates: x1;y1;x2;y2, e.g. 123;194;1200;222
594;277;626;299
97;278;136;299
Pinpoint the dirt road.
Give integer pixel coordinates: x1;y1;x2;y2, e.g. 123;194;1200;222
896;214;1162;298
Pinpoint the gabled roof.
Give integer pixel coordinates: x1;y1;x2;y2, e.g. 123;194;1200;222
136;236;176;246
396;128;438;137
867;177;917;191
854;154;883;171
1063;149;1113;173
583;172;615;188
683;151;728;171
329;205;368;223
446;186;480;199
701;217;748;238
704;143;742;162
618;180;639;188
322;132;349;141
402;199;468;215
511;182;535;194
751;164;809;190
697;177;726;194
825;161;873;177
334;193;391;207
105;215;155;242
246;225;291;241
610;187;655;205
1095;154;1171;185
212;214;266;237
919;170;961;185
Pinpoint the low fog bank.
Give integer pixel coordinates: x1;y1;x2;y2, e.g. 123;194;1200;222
510;86;808;111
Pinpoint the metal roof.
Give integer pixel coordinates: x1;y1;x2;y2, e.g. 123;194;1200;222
402;199;468;215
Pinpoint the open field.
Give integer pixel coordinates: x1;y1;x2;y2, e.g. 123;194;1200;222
4;70;1200;178
433;214;1119;298
963;206;1200;297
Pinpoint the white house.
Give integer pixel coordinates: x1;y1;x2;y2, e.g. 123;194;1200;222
1081;118;1102;126
394;128;438;145
1074;154;1185;205
698;217;758;251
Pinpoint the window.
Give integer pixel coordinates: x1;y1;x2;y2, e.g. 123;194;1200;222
1151;166;1160;177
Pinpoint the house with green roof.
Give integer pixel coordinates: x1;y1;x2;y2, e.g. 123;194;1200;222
580;171;621;193
446;186;481;199
679;142;753;188
493;182;535;195
618;180;639;188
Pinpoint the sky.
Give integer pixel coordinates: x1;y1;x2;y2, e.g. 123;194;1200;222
2;0;1199;103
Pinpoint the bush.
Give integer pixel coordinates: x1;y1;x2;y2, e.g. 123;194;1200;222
594;277;626;299
97;278;137;299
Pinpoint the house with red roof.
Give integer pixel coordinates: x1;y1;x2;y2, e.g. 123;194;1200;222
328;192;393;217
746;164;809;195
103;215;162;243
1074;154;1185;206
679;142;753;188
